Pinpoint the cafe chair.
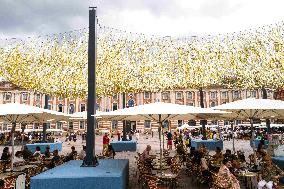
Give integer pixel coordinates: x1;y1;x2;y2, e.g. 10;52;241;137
141;174;168;189
209;171;222;189
4;174;18;189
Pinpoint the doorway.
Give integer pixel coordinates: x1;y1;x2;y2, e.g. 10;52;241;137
130;121;136;131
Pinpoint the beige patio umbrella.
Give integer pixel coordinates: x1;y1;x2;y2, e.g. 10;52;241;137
70;111;88;120
213;98;284;151
0;103;71;170
96;102;228;173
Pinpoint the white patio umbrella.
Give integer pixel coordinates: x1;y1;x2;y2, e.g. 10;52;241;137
213;98;284;151
70;111;87;120
181;123;190;129
96;102;227;173
0;103;71;170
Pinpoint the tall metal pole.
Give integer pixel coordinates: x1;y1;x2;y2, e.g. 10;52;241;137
199;88;207;139
158;115;162;173
122;93;127;141
83;7;98;166
262;88;271;134
11;121;16;170
42;94;48;143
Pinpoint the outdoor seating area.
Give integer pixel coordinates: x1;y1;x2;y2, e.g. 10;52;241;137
1;2;284;188
135;140;284;189
0;143;89;188
0;156;59;188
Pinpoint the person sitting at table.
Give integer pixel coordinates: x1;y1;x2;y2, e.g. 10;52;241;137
216;158;240;189
237;151;247;169
105;145;116;159
199;144;208;155
49;150;61;169
173;132;178;149
189;147;196;159
140;145;153;167
32;146;42;161
212;147;223;164
1;147;11;161
199;151;211;183
258;158;284;189
14;151;24;162
64;146;77;162
223;149;233;161
44;146;51;158
22;146;33;160
79;145;86;160
230;156;242;175
176;142;187;162
33;146;41;156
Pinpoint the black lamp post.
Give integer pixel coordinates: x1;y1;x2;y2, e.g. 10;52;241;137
262;88;271;134
199;88;207;140
42;94;48;143
83;7;98;166
122;93;127;141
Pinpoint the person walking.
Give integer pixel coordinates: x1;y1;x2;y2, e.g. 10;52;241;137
103;133;110;154
166;131;173;150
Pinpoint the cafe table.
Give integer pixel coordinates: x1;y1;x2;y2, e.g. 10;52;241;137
28;161;42;165
155;173;178;188
238;172;257;189
12;165;37;172
152;165;170;171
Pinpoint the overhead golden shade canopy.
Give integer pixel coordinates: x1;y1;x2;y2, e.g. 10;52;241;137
0;23;284;98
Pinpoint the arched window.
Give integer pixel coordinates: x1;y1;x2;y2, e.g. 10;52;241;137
33;123;39;130
163;120;169;130
69;104;74;114
211;120;218;125
112;120;118;130
69;122;73;130
46;123;51;129
48;104;52;110
188;120;196;126
56;122;62;130
144;120;151;128
2;122;8;131
79;121;85;130
112;103;118;111
187;92;193;99
58;104;63;112
178;120;183;127
210;91;217;99
80;104;86;112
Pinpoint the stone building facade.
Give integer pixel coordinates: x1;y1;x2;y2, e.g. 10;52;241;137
0;81;276;133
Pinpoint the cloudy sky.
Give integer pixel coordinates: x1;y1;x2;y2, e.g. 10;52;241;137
1;0;284;39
